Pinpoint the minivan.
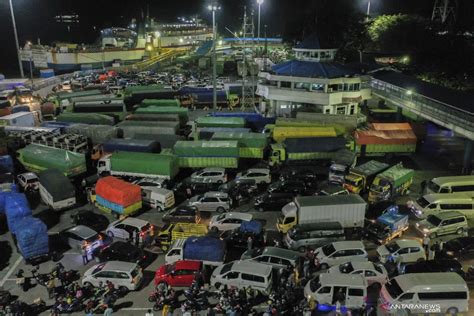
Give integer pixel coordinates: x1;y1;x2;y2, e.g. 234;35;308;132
241;247;304;269
424;175;474;194
409;193;473;219
304;274;368;309
283;222;345;252
378;272;469;315
210;260;273;295
254;192;294;212
82;261;143;291
415;211;468;238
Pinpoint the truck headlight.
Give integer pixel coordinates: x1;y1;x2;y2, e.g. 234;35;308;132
415;223;420;227
422;228;429;233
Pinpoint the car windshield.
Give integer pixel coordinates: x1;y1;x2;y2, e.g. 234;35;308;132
426;181;440;193
426;215;442;226
131;266;139;278
216;214;226;221
385;279;403;299
416;197;430;208
322;244;336;256
374;264;383;274
92;263;105;275
165;263;175;274
386;242;400;253
309;275;321;292
339;262;354;273
220;262;234;275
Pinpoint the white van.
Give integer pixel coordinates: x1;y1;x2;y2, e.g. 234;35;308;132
409;193;473;219
424;175;474;194
141;187;175;213
304;273;368;309
378;272;469;315
210;260;273;295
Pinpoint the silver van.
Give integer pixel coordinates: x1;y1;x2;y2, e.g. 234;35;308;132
409;193;473;219
283;222;345;252
424;175;474;194
415;211;468;238
241;247;304;269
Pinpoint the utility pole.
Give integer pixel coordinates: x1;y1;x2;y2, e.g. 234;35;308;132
9;0;24;78
241;7;256;109
208;4;220;110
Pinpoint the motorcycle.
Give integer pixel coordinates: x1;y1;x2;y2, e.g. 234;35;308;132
31;266;51;287
15;269;32;292
148;288;167;302
465;265;474;281
29;298;47;314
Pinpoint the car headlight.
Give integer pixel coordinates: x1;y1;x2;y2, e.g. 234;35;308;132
415;223;420;227
446;251;454;256
422;228;429;233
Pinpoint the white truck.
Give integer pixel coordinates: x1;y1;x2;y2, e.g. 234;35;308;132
38;169;76;211
0;112;36;127
141;187;175;213
165;237;225;267
277;194;366;234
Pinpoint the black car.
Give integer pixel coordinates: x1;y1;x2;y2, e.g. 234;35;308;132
254;192;294;212
94;241;147;264
173;177;221;202
219;179;260;206
220;228;265;250
267;180;309;195
437;237;474;260
279;168;319;188
402;259;465;277
162;205;202;224
70;210;109;232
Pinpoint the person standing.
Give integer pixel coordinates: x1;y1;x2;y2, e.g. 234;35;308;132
81;244;89;265
145;309;154;316
46;277;56;299
103;305;113;316
247;236;253;252
422;235;430;253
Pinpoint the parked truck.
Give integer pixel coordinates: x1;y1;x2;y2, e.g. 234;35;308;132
155;223;208;251
364;205;409;244
0;112;36;127
277;194;366;234
328;149;358;184
343;160;391;194
173;140;240;169
38;168;76;210
368;163;414;203
97;152;179;180
209;112;275;132
164;236;225;266
272;126;337;143
91;138;161;160
212;132;268;159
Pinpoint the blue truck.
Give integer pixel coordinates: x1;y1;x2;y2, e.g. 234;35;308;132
364;205;409;244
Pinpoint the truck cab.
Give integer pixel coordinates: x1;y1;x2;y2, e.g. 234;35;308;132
269;143;285;167
277;201;298;233
97;155;112;176
344;173;364;194
368;177;392;203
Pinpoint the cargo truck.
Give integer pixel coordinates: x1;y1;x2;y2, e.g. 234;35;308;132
343;160;391;194
97;152;179;180
56;112;115;126
272;126;337;143
195;116;246;129
155;223;208;251
368;163;414;203
209;112;275;132
0;112;36;127
92;139;161;160
165;236;225;266
38;169;76;210
328;149;357;184
364;205;409;244
212;132;268;159
139;99;180;108
277;194;366;234
173;140;240;169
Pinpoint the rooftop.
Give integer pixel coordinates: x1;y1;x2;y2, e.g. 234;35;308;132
271;60;355;79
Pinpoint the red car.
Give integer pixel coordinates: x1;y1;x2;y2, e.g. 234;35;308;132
154;260;202;287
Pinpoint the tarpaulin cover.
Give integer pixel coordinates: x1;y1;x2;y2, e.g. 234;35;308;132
110;152;179;178
135;106;188;119
140;99;180;107
65;124;120;144
354;129;417;145
57;112;115;126
38;169;75;202
17;144;86;177
378;210;408;232
95;176;141;207
95;195;142;214
211;132;268;148
131;134;184;148
126;91;179;107
183;236;225;262
198;128;250;140
378;164;414;188
124;85;165;96
239;220;262;234
103;139;161;154
173;141;240;157
191;91;228;103
210;112;275;131
371;123;412;131
119;125;177;138
273;127;337;141
126;114;184;125
351;160;390;177
56;90;102;101
0;155;13;174
195;117;246;128
117;120;179;130
73;101;126;113
284;137;346;153
16;216;49;259
4;193;31;234
41;121;73;133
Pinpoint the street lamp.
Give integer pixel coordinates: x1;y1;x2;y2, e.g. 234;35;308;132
257;0;264;44
8;0;24;78
208;3;221;110
366;0;371;21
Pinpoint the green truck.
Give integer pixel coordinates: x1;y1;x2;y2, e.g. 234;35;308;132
343;160;391;194
16;143;87;177
139;99;180;107
135;106;188;121
173;140;240;168
368;163;414;203
56;112;115;125
211;132;268;159
195;116;246;128
97;152;179;180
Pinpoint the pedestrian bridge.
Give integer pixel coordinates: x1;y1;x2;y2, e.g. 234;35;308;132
369;71;474;140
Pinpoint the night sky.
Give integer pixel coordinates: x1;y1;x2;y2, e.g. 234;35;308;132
0;0;449;76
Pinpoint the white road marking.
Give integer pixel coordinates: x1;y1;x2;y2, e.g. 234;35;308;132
63;252;80;255
0;256;22;287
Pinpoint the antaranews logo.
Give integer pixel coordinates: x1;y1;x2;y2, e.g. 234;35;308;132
381;303;441;313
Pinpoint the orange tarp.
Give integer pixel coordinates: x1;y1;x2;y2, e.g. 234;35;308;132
370;123;412;131
95;176;141;207
355;129;417;145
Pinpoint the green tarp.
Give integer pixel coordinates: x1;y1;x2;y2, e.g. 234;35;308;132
56;90;102;101
173;141;240;157
110;152;179;178
64;124;120;145
124;85;164;96
140;99;180;107
17;144;86;177
117;120;180;129
379;164;414;188
135;106;188;119
211;132;268;148
195;117;246;128
56;112;115;126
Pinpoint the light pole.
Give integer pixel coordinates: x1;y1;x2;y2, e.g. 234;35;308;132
257;0;264;44
208;4;220;110
366;0;371;21
8;0;24;78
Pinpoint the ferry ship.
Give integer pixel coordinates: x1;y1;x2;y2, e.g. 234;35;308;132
20;17;213;73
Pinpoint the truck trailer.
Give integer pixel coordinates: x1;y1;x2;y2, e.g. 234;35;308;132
368;163;414;203
173;140;240;169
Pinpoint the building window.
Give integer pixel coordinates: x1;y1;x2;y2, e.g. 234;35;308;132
311;83;324;92
337;106;346;114
350;105;355;115
280;81;291;89
325;109;331;114
295;82;311;91
354;83;360;91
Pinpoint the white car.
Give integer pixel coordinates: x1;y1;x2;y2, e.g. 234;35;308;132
106;218;155;244
376;239;425;264
314;241;368;270
190;168;227;184
327;261;389;286
209;212;253;232
82;261;142;291
17;172;39;191
236;168;272;184
132;178;168;190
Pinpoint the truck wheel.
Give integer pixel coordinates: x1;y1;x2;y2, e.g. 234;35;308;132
107;231;114;238
456;228;464;235
447;307;458;315
156;206;163;213
216;207;225;213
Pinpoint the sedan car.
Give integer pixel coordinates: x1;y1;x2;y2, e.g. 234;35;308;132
267;180;309;195
327;260;388;286
220;228;265;249
94;241;147;265
402;259;465;277
162;206;201;224
70;210;109;232
188;192;231;213
154;260;202;287
190;168;227;184
376;239;425;265
209;212;253;232
436;237;474;260
236;168;271;184
82;261;143;291
314;241;368;270
60;225;103;253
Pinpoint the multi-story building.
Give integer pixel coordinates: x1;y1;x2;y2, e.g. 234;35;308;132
256;34;371;116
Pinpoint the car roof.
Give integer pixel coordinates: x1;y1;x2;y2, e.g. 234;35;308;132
319;273;367;287
395;239;422;248
222;213;253;221
245;168;269;173
67;225;97;239
204;191;228;198
430;211;465;219
174;260;202;271
19;172;38;180
262;247;303;260
347;261;376;271
232;260;272;276
117;217;149;228
394;272;467;291
102;261;138;272
423;193;473;203
333;241;365;250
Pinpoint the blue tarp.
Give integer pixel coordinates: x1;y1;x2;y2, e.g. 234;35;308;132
96;195;126;214
183;236;225;262
378;210;408;232
239;220;262;234
16;216;49;259
0;155;13;174
102;139;161;154
4;193;32;234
